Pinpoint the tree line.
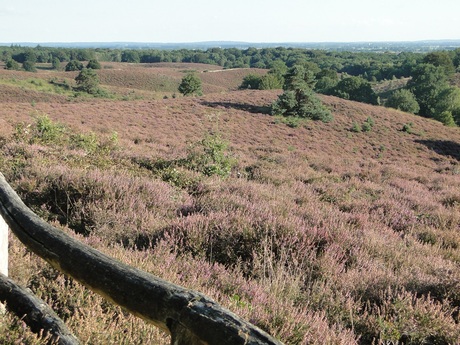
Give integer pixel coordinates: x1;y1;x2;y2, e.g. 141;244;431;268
2;45;460;80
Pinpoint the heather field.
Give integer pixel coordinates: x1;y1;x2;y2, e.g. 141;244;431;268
1;63;460;344
0;62;267;101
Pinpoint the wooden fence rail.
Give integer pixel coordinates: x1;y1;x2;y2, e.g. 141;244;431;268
0;173;283;345
0;272;80;345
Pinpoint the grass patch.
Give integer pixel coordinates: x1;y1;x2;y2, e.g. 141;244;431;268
0;77;75;96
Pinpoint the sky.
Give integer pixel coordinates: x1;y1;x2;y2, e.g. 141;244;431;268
1;0;459;43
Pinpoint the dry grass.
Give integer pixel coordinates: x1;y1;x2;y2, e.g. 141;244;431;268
1;63;460;344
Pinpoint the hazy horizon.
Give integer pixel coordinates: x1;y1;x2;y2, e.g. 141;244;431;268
1;0;459;44
3;39;460;45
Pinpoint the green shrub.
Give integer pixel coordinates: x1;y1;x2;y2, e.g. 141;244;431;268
351;122;362;133
86;59;101;70
351;117;374;133
32;114;66;144
239;74;262;89
272;89;332;122
402;122;413;133
178;73;202;96
5;59;20;70
70;132;99;153
434;111;456;126
159;167;197;189
75;68;100;95
65;60;84;72
362;117;375;132
281;116;302;128
186;133;234;178
362;122;372;132
332;76;379;105
386;89;420;114
271;65;333;122
259;74;283;90
52;57;61;70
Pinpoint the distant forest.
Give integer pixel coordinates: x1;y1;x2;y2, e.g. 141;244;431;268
2;45;460;126
4;44;460;77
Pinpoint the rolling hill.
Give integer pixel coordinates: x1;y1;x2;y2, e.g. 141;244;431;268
0;63;459;344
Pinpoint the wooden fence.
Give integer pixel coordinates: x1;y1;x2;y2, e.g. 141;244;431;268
0;173;283;345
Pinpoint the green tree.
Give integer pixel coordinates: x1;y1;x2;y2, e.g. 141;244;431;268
316;69;339;91
52;57;61;70
434;111;456;126
121;50;140;63
407;63;448;117
332;76;379;105
86;59;101;69
271;65;332;122
75;68;100;94
20;50;37;72
22;60;36;72
239;74;262;89
65;60;84;71
259;74;283;90
5;59;20;70
315;77;338;94
283;64;316;90
316;69;338;81
434;87;460;125
386;89;420;114
23;50;37;64
453;49;460;70
267;60;287;85
272;88;332;122
178;73;202;96
423;51;455;76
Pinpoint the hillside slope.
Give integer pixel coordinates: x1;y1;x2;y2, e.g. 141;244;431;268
1;85;460;344
0;62;267;100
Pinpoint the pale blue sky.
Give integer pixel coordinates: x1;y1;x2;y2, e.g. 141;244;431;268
1;0;459;43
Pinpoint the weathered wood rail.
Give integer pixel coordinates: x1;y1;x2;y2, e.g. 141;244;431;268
0;272;80;345
0;173;283;345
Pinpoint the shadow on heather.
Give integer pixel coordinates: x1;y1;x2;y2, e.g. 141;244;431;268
416;139;460;161
201;101;271;115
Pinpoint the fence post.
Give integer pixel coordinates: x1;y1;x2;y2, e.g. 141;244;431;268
0;215;7;277
0;215;7;314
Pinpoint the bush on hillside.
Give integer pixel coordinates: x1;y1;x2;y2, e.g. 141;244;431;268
314;76;338;94
259;74;283;90
240;73;283;90
434;111;456;126
185;133;235;178
271;64;333;122
5;59;20;70
87;59;101;69
332;76;379;105
75;68;100;95
52;57;61;70
272;89;332;122
239;74;262;90
178;73;202;96
65;60;84;72
406;63;447;118
386;89;420;114
23;60;36;72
